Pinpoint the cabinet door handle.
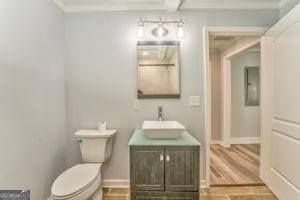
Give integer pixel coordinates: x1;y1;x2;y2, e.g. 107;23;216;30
160;154;164;161
166;155;170;162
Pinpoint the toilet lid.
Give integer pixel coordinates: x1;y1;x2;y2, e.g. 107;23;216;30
51;164;101;197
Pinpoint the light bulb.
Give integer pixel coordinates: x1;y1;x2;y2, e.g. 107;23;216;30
137;25;144;38
157;24;164;38
176;20;185;39
176;26;184;39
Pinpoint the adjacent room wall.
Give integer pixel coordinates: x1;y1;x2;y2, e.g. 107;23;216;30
210;52;221;141
231;51;261;138
64;10;279;183
0;0;66;199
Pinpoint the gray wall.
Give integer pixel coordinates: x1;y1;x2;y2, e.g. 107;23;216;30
231;51;261;138
280;0;300;18
64;10;279;181
0;0;66;199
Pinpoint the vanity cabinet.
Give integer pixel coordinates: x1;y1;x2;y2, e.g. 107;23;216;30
129;130;201;200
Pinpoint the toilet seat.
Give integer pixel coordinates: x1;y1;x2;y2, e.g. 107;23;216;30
51;163;102;200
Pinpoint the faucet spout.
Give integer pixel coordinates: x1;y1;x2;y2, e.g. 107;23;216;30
158;106;163;121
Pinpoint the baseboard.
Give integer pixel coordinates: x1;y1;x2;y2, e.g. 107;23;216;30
210;140;222;145
210;137;260;147
48;179;129;199
230;137;261;144
210;140;228;147
200;179;207;188
102;179;130;188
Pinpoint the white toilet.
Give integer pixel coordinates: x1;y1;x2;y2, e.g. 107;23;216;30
50;129;116;200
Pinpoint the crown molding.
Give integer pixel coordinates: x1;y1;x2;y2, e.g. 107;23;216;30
279;0;292;8
53;0;281;13
57;2;167;12
53;0;66;11
181;1;280;10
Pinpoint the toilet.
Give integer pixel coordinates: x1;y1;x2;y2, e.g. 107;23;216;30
50;129;116;200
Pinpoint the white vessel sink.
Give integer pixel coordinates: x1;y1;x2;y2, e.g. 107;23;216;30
142;121;186;139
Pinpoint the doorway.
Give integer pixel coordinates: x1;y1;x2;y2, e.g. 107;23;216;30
203;27;267;187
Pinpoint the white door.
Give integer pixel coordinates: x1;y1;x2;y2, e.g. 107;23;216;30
260;4;300;200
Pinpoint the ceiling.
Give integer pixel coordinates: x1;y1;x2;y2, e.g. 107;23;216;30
209;35;260;53
210;35;238;53
53;0;283;12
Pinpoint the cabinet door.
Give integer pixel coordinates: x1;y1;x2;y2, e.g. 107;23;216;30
130;146;164;191
165;146;199;191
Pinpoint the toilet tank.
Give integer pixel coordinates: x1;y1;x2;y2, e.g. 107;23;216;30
75;130;116;163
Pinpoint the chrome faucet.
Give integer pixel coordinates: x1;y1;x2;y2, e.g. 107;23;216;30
158;106;163;121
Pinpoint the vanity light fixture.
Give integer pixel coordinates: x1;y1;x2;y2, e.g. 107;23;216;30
137;18;185;39
176;19;185;39
137;19;144;38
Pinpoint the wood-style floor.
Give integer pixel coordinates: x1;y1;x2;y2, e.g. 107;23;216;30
103;186;278;200
210;144;264;186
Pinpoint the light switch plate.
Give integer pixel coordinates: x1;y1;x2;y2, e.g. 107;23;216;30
189;96;200;106
133;99;140;111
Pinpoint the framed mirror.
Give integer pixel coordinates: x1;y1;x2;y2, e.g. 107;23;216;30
244;66;260;106
137;41;181;99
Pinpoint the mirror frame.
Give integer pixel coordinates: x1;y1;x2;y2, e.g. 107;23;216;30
137;41;181;99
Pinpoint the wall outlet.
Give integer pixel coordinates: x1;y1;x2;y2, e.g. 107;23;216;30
133;99;140;111
189;96;200;106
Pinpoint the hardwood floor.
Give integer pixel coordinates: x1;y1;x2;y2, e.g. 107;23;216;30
102;186;278;200
210;144;264;186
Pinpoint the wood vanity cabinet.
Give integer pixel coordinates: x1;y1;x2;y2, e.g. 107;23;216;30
130;146;199;200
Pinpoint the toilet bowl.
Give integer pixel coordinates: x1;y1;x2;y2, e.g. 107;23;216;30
51;164;102;200
50;130;116;200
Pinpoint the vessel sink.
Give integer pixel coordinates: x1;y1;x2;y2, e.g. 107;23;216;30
142;121;186;139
